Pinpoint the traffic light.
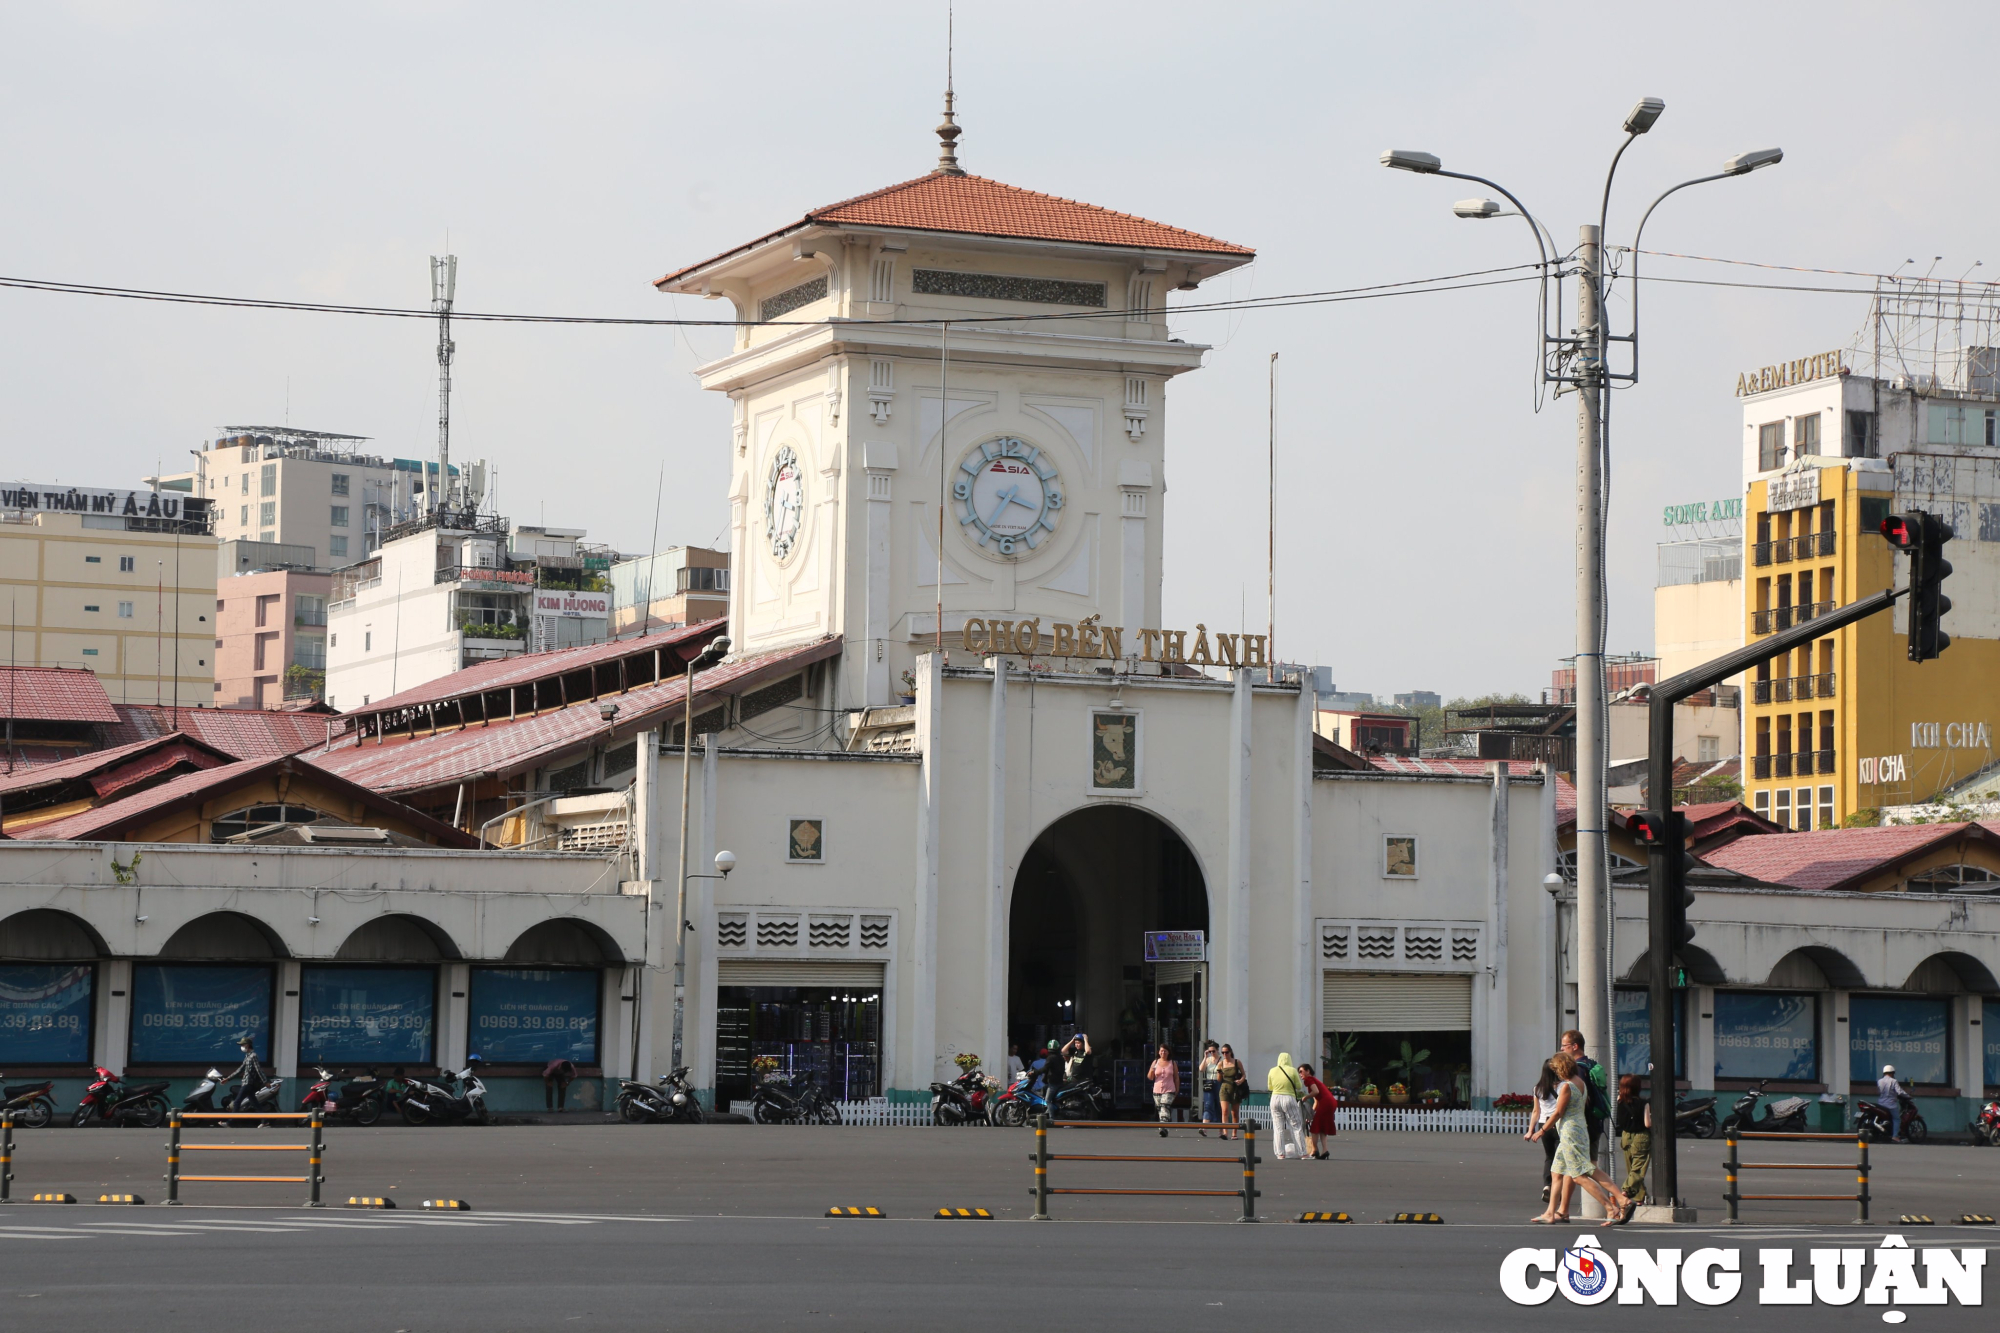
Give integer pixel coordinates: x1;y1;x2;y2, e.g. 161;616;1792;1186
1882;510;1955;662
1631;809;1696;960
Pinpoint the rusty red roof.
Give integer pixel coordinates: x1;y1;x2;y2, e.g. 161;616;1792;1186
20;754;476;846
349;622;721;719
0;733;232;799
101;704;338;759
657;173;1253;287
1700;819;2000;892
313;636;841;796
0;667;121;723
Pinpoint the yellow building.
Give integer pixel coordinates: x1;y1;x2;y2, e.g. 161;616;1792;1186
0;488;216;707
1739;353;2000;828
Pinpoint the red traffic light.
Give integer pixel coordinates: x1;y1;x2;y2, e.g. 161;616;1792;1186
1881;515;1916;549
1629;811;1668;844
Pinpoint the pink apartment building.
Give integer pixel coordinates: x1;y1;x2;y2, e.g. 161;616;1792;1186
214;567;332;709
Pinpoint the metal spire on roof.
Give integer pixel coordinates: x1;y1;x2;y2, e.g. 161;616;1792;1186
933;3;964;176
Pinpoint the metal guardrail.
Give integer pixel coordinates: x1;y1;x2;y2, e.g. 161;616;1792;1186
1723;1130;1868;1224
1030;1115;1259;1222
167;1111;325;1208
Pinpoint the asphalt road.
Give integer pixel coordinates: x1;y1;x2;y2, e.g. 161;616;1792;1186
2;1124;1991;1329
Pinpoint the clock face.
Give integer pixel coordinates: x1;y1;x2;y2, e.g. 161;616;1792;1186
955;437;1062;556
765;446;804;561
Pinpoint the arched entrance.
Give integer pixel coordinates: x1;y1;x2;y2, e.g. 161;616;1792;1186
1009;806;1207;1090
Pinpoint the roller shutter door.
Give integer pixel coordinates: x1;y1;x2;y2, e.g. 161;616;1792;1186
1154;962;1202;987
1323;973;1471;1031
716;960;886;988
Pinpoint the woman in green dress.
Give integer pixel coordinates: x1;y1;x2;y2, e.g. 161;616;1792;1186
1531;1050;1632;1224
1214;1044;1246;1141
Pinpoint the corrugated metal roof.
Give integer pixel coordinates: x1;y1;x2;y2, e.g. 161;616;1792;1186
313;636;841;795
22;754;476;846
102;705;337;759
0;733;232;797
0;667;121;723
350;622;721;717
1700;820;2000;892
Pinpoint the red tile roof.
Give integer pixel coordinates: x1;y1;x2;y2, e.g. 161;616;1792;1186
312;636;842;796
0;667;121;723
20;754;476;846
1700;819;2000;892
350;623;721;719
102;705;338;760
1366;756;1578;823
657;173;1253;286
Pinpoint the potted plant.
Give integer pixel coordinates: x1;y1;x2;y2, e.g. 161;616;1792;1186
1492;1093;1534;1114
1419;1087;1444;1107
1383;1040;1431;1102
899;670;918;705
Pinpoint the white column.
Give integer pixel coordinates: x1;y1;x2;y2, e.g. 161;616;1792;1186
910;650;944;1091
635;728;661;884
1119;472;1149;630
1825;989;1851;1100
1483;762;1510;1101
984;655;1008;1077
634;727;662;1083
1951;994;1977;1100
1223;666;1252;1057
601;968;634;1080
97;958;132;1075
1292;674;1314;1062
1539;765;1561;1059
864;444;896;707
438;962;470;1070
274;960;302;1078
689;735;721;1093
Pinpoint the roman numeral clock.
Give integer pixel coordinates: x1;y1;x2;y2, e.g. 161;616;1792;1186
955;437;1062;556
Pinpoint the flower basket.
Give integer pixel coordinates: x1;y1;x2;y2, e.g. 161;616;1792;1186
750;1055;782;1081
1491;1093;1534;1113
1387;1083;1410;1106
1356;1084;1381;1106
952;1053;981;1074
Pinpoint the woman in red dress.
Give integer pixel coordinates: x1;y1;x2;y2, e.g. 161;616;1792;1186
1297;1062;1338;1161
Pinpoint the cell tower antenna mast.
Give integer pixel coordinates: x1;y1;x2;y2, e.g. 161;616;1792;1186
430;254;458;514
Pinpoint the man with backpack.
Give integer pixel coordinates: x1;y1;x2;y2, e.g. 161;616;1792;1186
1560;1029;1610;1162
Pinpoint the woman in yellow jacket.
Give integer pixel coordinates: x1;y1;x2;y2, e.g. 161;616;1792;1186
1267;1053;1306;1161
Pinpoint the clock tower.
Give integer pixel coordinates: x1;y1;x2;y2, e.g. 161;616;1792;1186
654;114;1254;709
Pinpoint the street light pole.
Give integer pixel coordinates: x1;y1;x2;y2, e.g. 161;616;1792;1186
671;635;730;1075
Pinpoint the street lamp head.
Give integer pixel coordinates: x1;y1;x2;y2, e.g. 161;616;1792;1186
1379;148;1442;174
1723;147;1783;176
1453;197;1504;219
1622;97;1665;135
705;635;733;662
1542;871;1565;896
598;701;619;722
714;849;736;878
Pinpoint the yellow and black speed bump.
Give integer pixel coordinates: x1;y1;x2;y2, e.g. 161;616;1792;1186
30;1193;76;1204
827;1206;884;1218
934;1208;992;1220
1898;1214;1934;1225
1298;1211;1352;1223
96;1194;144;1205
421;1199;471;1212
347;1196;397;1209
1389;1212;1444;1224
1957;1214;1995;1225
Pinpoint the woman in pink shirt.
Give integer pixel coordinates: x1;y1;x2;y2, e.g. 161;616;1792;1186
1148;1044;1180;1138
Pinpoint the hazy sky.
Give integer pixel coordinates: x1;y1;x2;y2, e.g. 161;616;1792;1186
4;2;1995;699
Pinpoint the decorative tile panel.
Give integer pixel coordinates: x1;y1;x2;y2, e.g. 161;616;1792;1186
716;913;748;949
808;915;852;949
756;915;799;949
713;907;896;960
911;269;1106;308
1316;919;1483;973
760;276;827;322
859;916;891;949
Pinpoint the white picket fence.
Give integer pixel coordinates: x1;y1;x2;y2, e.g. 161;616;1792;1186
785;1100;1530;1132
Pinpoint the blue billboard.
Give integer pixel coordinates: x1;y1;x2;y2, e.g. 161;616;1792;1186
1987;998;1999;1090
1614;987;1686;1079
1849;995;1949;1087
1713;991;1818;1082
0;964;94;1064
299;967;435;1066
130;964;272;1064
468;968;599;1064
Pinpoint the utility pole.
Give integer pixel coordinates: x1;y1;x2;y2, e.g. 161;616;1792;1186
1572;224;1611;1191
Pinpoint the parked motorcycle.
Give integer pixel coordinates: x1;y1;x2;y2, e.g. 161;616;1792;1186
616;1066;704;1124
301;1067;385;1127
71;1067;170;1128
748;1071;841;1125
989;1070;1046;1127
929;1067;992;1126
1720;1079;1811;1135
1856;1091;1929;1144
1967;1096;2000;1146
1;1075;57;1129
1050;1077;1109;1122
181;1067;231;1115
1674;1093;1720;1140
400;1064;489;1126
